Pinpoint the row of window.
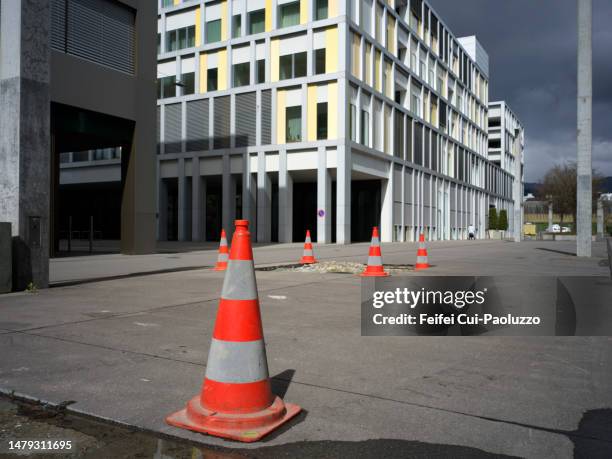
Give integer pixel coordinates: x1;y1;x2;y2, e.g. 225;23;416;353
160;0;331;54
158;44;331;99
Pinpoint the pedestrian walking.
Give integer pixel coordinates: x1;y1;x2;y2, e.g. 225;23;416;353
468;224;475;240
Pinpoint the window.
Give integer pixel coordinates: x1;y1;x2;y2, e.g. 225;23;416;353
256;59;266;83
279;52;306;80
315;48;326;74
279;2;300;28
315;0;328;20
233;62;250;87
206;19;221;43
361;110;370;147
488;139;501;149
162;0;173;7
286;106;302;142
232;15;242;38
249;10;265;34
157;34;161;55
157;76;176;99
207;68;218;91
317;103;328;140
350;104;357;142
167;26;195;52
181;72;195;95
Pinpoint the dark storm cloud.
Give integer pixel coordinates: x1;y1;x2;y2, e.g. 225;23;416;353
428;0;612;181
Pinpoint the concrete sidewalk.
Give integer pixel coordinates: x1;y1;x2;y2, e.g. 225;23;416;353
1;241;611;457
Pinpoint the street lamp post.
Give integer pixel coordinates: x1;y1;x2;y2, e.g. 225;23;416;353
577;0;592;256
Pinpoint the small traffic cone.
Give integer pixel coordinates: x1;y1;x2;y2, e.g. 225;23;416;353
213;229;229;271
415;233;430;270
166;220;301;442
361;227;389;277
299;230;316;264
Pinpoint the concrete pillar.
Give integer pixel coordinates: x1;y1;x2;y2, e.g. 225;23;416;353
548;202;554;231
278;150;293;243
257;152;271;242
0;0;50;289
596;199;604;239
577;0;592;256
381;164;394;242
336;144;351;244
177;159;187;241
120;1;157;255
317;148;332;244
192;157;202;241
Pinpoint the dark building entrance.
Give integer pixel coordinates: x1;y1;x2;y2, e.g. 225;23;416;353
351;180;382;242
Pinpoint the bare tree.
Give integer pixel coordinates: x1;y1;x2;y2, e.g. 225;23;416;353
540;162;603;228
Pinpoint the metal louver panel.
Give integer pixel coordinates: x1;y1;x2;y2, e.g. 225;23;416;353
64;0;135;74
164;103;182;154
235;92;256;147
186;99;209;152
260;90;271;145
51;0;67;51
214;96;230;150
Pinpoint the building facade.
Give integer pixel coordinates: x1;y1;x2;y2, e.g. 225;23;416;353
487;100;525;236
0;0;157;289
155;0;522;244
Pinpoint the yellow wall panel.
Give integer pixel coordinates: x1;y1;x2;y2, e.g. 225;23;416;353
218;49;227;91
265;0;272;32
277;90;286;144
307;85;317;141
328;82;338;139
221;0;228;41
270;38;280;82
325;27;338;73
173;0;180;5
199;52;207;93
387;16;395;55
195;7;201;47
328;0;338;17
364;43;372;86
300;0;308;24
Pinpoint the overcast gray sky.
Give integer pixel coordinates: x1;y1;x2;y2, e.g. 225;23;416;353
428;0;612;181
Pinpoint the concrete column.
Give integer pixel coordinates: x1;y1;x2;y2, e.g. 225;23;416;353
278;150;293;243
192;157;202;241
317;148;332;243
0;0;50;289
336;144;351;244
381;164;394;242
257;152;272;242
121;1;157;254
577;0;592;256
596;199;604;239
177;158;187;241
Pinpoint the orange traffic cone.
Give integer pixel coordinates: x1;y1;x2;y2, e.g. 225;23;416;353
166;220;301;442
299;230;316;264
361;227;389;277
213;229;229;271
415;233;430;270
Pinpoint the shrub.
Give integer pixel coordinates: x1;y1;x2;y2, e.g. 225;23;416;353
498;209;509;231
489;208;498;230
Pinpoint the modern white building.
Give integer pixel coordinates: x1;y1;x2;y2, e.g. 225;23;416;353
487;100;525;236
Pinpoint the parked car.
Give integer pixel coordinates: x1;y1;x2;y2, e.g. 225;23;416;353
561;226;571;233
551;224;561;233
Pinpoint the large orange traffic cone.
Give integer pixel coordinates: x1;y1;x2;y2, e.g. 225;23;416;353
214;229;229;271
415;233;430;270
299;230;316;264
166;220;301;442
361;227;389;277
